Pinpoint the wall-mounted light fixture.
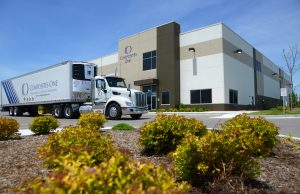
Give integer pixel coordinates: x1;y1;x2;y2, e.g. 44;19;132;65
188;47;195;52
234;49;243;54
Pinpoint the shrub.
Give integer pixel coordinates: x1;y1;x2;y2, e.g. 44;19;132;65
112;123;135;131
0;117;19;140
24;152;189;194
29;116;59;134
38;126;116;168
77;112;106;131
221;113;279;156
173;132;260;184
139;114;207;154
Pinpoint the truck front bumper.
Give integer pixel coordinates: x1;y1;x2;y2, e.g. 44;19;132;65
122;107;148;115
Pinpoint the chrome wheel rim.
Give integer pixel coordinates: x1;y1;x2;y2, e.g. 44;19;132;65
109;106;118;118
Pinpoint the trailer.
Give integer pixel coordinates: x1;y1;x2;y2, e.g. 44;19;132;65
1;61;96;118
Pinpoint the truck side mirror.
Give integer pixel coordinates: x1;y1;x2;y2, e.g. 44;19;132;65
127;84;131;91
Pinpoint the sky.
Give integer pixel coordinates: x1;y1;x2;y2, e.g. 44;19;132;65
0;0;300;92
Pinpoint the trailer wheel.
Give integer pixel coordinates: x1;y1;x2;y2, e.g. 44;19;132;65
52;105;63;118
13;107;23;116
130;114;142;120
107;103;121;120
63;105;74;119
9;107;14;116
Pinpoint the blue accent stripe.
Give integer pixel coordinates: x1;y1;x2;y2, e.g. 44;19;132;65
5;81;16;104
1;81;20;104
2;81;13;104
8;81;19;103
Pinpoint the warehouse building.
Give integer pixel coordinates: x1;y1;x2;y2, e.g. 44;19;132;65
90;22;291;110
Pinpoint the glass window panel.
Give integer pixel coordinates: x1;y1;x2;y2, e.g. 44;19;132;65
190;90;200;104
201;89;212;103
143;58;151;70
161;91;170;105
152;57;157;69
143;52;151;59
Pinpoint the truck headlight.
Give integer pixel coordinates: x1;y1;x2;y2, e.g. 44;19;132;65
125;101;133;106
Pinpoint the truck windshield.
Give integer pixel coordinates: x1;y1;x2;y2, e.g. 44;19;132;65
106;77;127;88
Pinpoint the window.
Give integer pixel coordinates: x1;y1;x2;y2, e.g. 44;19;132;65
96;79;106;90
161;91;170;105
229;89;238;104
73;64;85;80
190;89;212;104
105;77;127;88
143;50;157;71
256;60;261;72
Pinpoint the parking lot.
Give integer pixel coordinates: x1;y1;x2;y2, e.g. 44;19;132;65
1;111;300;138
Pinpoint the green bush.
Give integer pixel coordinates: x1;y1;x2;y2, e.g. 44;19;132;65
29;116;59;134
221;113;279;156
38;126;116;168
77;112;106;131
173;131;260;183
24;152;189;194
139;114;207;154
173;114;279;183
112;123;135;131
0;117;19;140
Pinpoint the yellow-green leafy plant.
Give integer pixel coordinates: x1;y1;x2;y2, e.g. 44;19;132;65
38;125;116;168
112;123;135;131
29;115;59;134
77;112;106;131
221;113;279;156
24;152;189;194
173;131;260;184
0;117;19;140
139;114;207;154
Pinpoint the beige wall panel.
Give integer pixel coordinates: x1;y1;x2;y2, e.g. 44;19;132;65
118;28;157;90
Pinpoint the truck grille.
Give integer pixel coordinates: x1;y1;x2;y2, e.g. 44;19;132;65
135;92;147;108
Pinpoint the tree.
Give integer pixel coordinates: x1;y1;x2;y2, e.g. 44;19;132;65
282;44;300;91
282;44;300;109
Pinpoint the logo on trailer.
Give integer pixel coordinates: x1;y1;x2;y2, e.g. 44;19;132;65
22;83;29;96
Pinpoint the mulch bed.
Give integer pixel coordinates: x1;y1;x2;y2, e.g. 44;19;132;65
0;130;299;193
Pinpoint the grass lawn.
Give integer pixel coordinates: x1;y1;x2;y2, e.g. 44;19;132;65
250;107;300;115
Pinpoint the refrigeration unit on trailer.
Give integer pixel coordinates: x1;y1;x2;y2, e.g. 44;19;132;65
0;61;96;119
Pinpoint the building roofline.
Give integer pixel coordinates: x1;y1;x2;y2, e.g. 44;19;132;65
180;22;223;35
120;21;178;41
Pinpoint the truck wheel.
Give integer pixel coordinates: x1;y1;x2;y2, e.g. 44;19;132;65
63;105;74;119
130;114;142;120
13;107;23;116
9;107;14;116
107;103;121;120
52;105;63;118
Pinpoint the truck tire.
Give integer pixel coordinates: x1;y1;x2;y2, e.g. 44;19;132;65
63;105;74;119
130;114;142;120
13;107;23;116
9;107;14;116
107;103;121;120
52;105;63;118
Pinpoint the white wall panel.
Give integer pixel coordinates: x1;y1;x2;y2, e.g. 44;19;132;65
222;25;253;57
90;53;118;67
223;54;255;105
180;24;222;47
263;75;280;99
180;53;225;104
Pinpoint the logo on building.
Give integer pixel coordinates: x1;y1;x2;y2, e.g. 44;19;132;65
120;45;137;64
125;46;132;54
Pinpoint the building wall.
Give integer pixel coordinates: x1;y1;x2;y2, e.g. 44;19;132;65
180;24;225;105
222;24;255;105
118;28;157;90
89;21;292;110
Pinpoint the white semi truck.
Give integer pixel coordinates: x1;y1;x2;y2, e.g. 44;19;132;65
0;61;148;119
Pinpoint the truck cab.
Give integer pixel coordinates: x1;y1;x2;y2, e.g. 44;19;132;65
79;75;148;119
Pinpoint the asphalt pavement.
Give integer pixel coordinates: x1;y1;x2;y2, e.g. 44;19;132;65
1;111;299;138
